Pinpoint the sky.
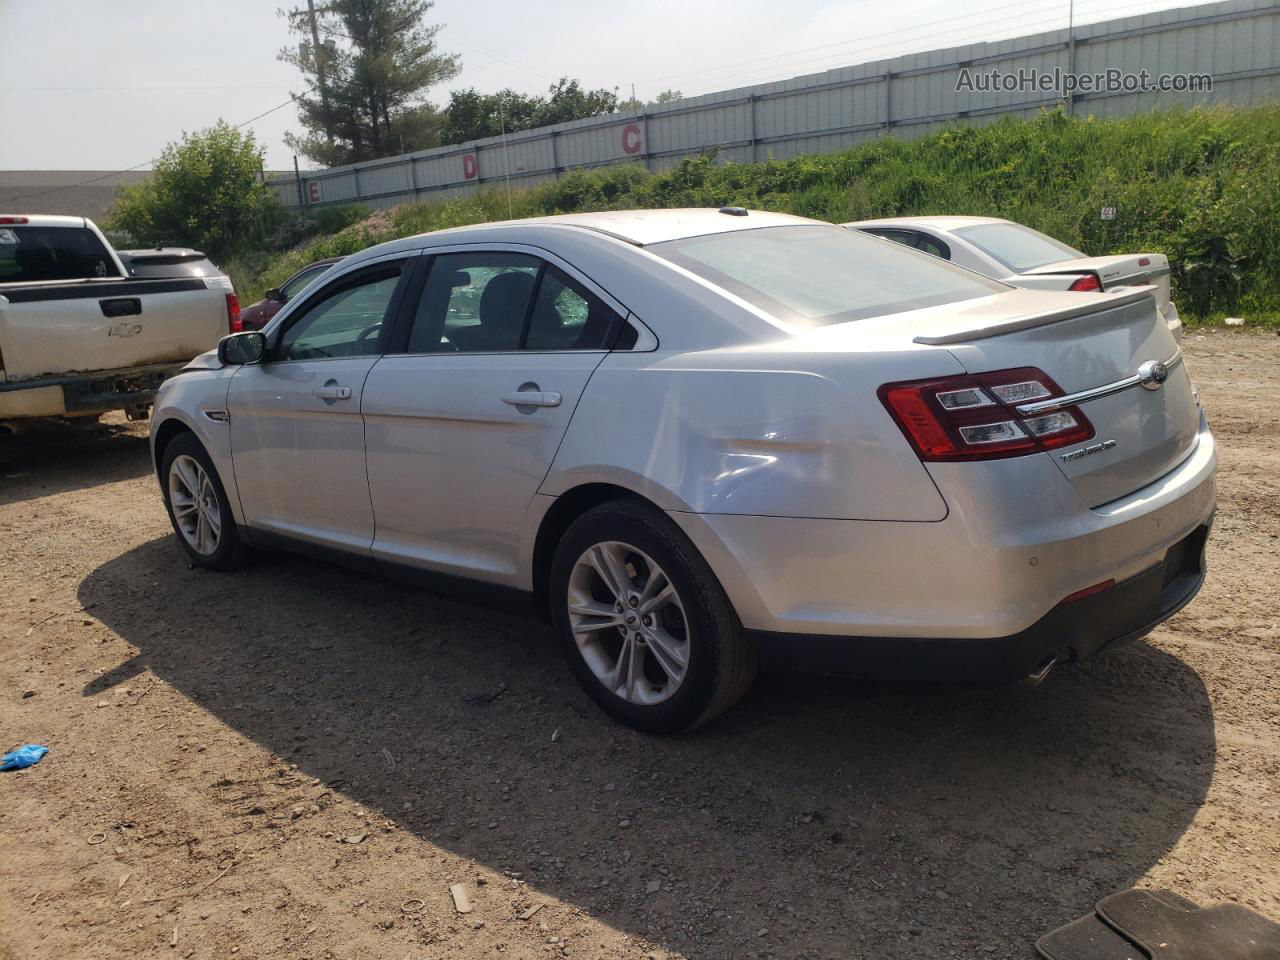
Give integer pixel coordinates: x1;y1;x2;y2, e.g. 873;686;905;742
0;0;1206;172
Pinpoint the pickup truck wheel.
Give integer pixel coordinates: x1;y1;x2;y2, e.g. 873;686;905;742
161;433;244;571
550;500;757;734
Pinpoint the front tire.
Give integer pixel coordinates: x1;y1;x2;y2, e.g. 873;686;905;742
550;499;756;734
160;432;244;571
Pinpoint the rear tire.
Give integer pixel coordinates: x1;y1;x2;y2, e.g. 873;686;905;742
160;432;244;571
550;499;756;734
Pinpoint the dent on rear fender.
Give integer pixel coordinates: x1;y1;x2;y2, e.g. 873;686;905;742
544;365;947;521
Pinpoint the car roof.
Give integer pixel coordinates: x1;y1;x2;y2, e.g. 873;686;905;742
349;208;823;265
845;215;1009;233
520;209;819;245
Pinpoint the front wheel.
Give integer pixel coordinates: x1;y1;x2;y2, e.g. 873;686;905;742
550;500;756;734
160;432;244;570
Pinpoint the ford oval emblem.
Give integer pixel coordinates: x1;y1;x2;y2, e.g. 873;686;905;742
1138;359;1169;391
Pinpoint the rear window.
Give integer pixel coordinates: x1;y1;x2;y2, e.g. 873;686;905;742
952;222;1084;273
120;252;219;279
0;225;120;283
651;224;1005;326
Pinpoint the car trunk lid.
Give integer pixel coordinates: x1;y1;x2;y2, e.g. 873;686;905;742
910;286;1199;507
1022;253;1171;316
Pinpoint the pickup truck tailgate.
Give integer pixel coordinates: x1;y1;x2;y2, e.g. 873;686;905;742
0;277;229;381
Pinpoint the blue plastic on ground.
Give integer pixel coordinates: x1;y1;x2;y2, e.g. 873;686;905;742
1;744;49;771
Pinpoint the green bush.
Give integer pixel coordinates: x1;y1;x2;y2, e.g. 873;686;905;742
240;105;1280;326
108;122;283;263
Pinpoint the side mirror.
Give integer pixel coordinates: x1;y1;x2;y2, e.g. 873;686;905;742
265;287;285;302
218;331;267;366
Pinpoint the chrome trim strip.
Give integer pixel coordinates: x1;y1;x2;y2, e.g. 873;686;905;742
1015;349;1183;415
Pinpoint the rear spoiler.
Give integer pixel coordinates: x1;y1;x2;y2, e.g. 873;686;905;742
912;287;1157;346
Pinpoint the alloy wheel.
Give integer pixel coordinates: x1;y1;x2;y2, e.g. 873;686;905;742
567;541;690;705
168;454;222;556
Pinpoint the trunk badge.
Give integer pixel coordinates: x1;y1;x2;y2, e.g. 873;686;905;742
1138;359;1169;390
107;322;143;338
1061;439;1117;462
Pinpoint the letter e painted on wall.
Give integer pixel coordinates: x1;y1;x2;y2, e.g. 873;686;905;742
621;123;643;156
307;181;322;204
462;153;479;180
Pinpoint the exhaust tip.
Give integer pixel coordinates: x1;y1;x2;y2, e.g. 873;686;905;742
1022;655;1065;688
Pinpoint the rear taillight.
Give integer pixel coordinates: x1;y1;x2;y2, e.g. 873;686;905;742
226;292;242;333
0;216;29;224
1067;274;1102;292
879;367;1094;461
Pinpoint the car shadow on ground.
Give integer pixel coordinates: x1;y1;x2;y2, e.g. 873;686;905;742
0;418;152;507
79;536;1217;958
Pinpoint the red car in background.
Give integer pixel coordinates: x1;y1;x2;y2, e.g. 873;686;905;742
238;257;343;331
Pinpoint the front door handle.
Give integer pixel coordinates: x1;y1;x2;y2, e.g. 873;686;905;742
502;390;561;408
314;384;352;401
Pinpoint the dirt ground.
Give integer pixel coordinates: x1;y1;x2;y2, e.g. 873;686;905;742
1;330;1276;960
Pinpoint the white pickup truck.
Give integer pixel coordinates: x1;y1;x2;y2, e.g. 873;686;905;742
0;215;238;429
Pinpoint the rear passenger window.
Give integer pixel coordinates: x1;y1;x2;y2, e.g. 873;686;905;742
525;265;623;351
406;254;626;353
408;253;540;354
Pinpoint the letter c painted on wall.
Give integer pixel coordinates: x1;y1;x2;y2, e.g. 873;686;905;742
621;123;642;156
462;154;478;180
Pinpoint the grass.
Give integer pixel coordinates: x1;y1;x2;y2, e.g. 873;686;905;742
227;105;1280;328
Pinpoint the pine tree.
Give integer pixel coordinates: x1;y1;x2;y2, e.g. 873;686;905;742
280;0;459;166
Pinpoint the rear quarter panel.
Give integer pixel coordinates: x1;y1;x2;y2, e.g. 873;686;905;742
543;345;960;521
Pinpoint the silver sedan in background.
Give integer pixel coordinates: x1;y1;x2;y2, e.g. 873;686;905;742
846;215;1182;339
150;209;1214;733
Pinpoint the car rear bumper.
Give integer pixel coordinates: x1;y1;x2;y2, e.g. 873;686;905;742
748;520;1209;683
669;413;1216;643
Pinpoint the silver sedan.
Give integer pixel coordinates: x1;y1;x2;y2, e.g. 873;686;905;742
845;215;1182;339
150;209;1215;733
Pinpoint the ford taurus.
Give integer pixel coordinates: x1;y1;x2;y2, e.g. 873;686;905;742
149;209;1216;733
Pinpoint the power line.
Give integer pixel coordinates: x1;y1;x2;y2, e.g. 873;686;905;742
4;96;298;206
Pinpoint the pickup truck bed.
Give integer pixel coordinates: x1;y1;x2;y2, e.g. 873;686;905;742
0;215;234;424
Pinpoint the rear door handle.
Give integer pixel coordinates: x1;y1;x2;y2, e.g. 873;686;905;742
502;390;561;408
314;384;352;401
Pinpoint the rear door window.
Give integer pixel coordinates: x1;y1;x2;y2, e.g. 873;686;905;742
0;225;120;283
406;252;541;354
404;253;627;353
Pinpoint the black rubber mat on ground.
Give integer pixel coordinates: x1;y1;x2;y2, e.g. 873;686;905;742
1038;890;1280;960
1036;913;1142;960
